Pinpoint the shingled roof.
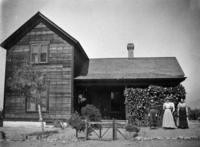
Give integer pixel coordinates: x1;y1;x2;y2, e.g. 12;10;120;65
75;57;185;80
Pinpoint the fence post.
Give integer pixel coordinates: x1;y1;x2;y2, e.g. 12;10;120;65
99;125;102;139
85;119;88;140
112;119;117;140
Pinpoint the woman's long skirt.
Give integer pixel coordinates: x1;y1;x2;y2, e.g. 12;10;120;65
162;109;176;128
178;107;189;129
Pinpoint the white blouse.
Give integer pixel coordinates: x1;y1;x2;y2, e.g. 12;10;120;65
163;102;175;112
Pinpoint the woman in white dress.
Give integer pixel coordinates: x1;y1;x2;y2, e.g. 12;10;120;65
162;97;176;129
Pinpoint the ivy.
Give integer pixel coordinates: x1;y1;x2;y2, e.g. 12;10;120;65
124;84;186;126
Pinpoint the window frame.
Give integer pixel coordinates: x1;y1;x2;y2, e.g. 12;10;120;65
30;41;49;64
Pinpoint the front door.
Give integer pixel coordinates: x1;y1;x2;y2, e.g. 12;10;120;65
110;90;125;119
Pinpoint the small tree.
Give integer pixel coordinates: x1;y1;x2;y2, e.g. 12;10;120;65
7;63;47;132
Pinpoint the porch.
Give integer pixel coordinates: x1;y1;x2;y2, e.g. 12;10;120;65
74;78;183;120
74;83;126;120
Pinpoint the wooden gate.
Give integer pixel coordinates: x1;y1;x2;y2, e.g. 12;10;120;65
84;119;128;140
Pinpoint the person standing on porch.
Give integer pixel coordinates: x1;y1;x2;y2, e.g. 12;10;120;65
78;94;87;114
177;98;189;129
162;96;176;129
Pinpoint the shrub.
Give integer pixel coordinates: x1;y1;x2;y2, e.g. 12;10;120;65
125;124;140;132
81;104;101;121
188;108;200;120
68;112;85;132
81;104;102;130
68;105;101;136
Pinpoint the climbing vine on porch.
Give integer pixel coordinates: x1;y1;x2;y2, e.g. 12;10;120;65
124;84;186;126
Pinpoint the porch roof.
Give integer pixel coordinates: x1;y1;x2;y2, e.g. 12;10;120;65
75;57;185;80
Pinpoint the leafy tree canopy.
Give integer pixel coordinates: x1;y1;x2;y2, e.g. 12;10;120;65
6;63;47;103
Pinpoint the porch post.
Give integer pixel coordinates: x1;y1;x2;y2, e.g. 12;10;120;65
125;104;128;120
124;86;128;120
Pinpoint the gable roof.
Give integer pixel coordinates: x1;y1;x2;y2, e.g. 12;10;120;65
75;57;185;80
0;11;88;59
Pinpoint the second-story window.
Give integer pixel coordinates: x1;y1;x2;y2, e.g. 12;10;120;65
31;43;48;64
40;45;48;62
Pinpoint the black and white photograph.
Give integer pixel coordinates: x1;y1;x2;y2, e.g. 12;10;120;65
0;0;200;146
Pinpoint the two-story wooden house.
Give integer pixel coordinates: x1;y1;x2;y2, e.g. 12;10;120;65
1;12;186;121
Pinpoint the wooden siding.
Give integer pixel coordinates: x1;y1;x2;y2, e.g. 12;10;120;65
74;44;89;77
73;38;89;113
5;22;73;120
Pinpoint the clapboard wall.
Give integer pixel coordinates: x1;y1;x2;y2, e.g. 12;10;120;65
4;22;74;121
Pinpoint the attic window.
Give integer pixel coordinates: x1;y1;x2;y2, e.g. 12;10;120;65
30;42;48;64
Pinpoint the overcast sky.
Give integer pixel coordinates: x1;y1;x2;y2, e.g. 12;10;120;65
1;0;200;109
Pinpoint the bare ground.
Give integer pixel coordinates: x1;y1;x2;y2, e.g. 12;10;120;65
0;139;200;147
0;120;200;147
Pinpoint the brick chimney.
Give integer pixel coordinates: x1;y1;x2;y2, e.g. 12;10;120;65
127;43;134;58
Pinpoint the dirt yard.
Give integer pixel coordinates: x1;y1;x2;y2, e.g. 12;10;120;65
0;120;200;147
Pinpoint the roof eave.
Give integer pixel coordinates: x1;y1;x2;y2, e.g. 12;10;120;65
1;12;42;49
0;11;89;60
74;77;186;87
75;77;186;81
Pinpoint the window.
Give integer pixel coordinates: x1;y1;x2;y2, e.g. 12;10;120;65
31;43;48;63
31;45;40;63
26;88;49;112
40;45;48;62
